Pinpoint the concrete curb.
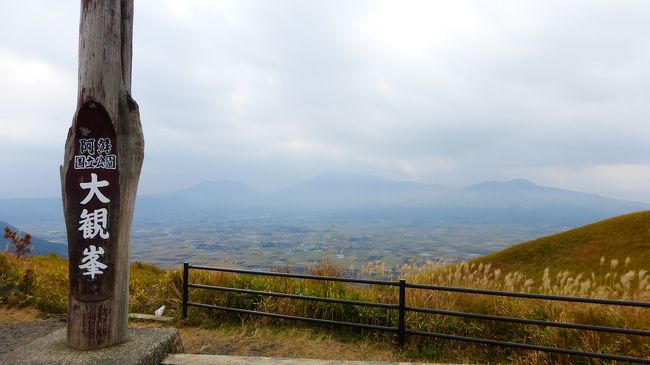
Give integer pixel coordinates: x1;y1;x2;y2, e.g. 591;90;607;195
0;327;182;365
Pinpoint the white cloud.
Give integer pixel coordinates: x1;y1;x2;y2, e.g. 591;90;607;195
0;50;74;147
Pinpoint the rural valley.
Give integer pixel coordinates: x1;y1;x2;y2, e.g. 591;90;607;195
4;174;647;271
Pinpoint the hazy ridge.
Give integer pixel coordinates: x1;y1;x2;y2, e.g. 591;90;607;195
1;174;645;226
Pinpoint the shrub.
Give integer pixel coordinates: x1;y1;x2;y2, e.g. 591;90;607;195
3;227;32;258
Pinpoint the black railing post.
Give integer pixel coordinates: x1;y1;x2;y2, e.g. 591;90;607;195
182;262;189;318
398;279;406;347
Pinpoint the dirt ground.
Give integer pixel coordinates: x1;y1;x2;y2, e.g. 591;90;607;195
133;320;412;362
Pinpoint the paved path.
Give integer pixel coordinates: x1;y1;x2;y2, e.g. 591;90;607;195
162;354;448;365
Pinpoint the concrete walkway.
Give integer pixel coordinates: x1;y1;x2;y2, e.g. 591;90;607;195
162;354;452;365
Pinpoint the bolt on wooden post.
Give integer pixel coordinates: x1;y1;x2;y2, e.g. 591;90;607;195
61;0;144;350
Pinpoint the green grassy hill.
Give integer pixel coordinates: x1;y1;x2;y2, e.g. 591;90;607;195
472;210;650;277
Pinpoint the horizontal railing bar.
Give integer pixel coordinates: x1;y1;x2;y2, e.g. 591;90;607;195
405;329;650;364
188;264;399;286
406;283;650;307
188;283;399;309
187;302;398;333
405;306;650;336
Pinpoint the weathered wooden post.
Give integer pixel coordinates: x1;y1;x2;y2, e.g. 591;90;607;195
61;0;144;349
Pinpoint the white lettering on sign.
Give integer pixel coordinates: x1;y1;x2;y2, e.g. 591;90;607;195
78;208;109;239
79;139;96;155
80;173;110;204
96;138;112;154
77;172;112;280
74;155;117;169
78;245;108;279
74;138;116;170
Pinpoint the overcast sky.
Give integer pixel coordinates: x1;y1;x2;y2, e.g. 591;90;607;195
1;0;649;202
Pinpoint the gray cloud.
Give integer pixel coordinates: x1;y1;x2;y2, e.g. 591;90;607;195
1;0;649;202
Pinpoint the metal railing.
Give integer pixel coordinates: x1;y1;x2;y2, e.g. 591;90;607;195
182;263;650;364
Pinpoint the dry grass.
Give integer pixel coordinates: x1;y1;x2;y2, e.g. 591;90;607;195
0;307;42;325
0;253;68;313
396;258;650;363
130;318;418;362
176;325;410;361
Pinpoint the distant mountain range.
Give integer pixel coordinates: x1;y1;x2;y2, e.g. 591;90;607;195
1;221;67;257
1;173;648;228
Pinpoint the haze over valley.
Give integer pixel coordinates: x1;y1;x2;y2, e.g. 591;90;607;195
3;173;646;270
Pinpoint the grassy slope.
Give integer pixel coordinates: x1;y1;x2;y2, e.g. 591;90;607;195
472;210;650;277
